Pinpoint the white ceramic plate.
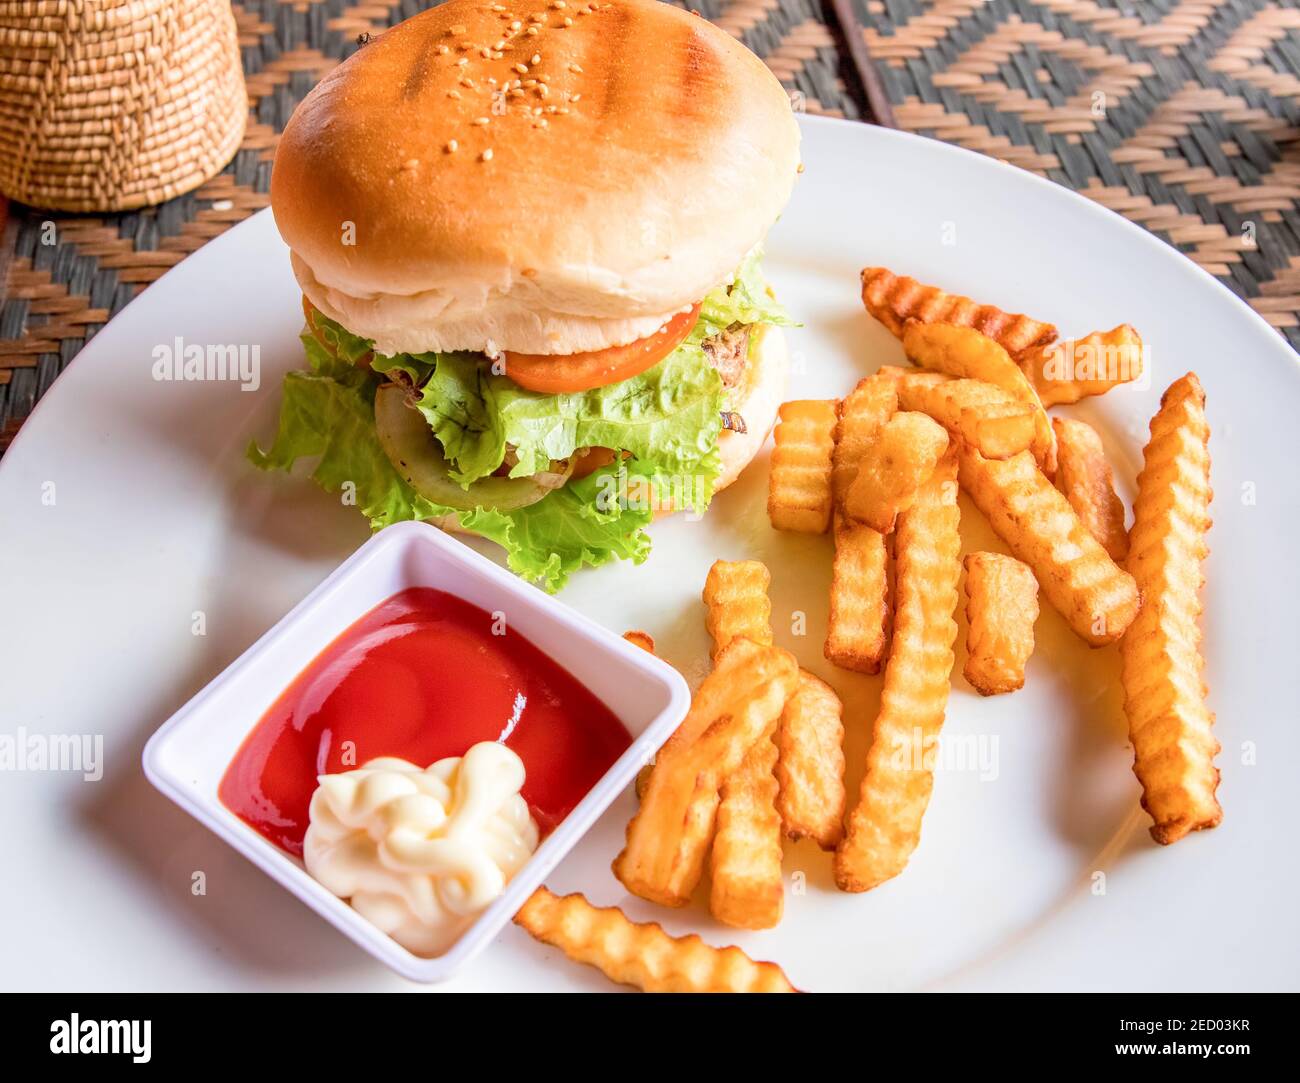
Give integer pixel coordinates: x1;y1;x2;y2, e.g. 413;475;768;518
1;116;1297;993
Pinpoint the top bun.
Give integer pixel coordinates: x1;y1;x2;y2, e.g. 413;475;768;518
271;0;800;357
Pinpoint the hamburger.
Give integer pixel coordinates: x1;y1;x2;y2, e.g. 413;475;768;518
252;0;801;590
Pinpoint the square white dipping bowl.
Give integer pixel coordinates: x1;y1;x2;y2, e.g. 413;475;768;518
143;520;691;983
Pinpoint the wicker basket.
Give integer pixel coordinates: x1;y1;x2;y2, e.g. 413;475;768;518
0;0;247;212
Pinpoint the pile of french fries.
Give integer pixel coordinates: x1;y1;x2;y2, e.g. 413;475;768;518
514;266;1220;993
617;560;848;925
512;570;841;993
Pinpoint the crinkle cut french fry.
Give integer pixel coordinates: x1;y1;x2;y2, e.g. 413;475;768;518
1052;417;1129;563
1019;325;1143;408
825;515;891;674
834;452;962;892
901;321;1056;475
710;733;784;930
824;371;900;675
769;399;837;533
844;411;950;533
831;370;903;508
957;444;1139;646
860;267;1057;353
897;372;1036;460
1121;373;1221;845
963;552;1039;696
515;887;798;993
703;559;773;659
774;669;846;849
613;638;798;907
700;562;783;928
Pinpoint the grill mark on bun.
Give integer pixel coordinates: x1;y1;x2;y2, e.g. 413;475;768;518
401;33;439;100
676;26;713;119
594;2;634;119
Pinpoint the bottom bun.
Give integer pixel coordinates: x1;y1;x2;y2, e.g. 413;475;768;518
423;323;789;534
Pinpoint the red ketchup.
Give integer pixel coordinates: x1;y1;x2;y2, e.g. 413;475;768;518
219;587;631;856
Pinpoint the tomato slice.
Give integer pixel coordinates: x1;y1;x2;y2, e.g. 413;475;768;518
501;303;702;394
302;296;702;392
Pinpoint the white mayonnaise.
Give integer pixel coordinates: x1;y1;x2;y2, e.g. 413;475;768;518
303;743;539;956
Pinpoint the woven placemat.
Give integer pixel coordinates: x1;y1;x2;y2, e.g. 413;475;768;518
839;0;1300;342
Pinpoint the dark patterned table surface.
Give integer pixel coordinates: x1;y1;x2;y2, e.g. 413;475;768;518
3;0;1298;452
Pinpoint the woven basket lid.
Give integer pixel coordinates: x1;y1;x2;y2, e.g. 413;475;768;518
0;0;248;212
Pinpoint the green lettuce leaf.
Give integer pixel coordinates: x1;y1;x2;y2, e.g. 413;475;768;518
247;333;447;527
400;342;723;507
403;351;507;485
309;312;375;366
369;352;436;389
691;245;795;343
461;464;657;590
248;334;661;591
